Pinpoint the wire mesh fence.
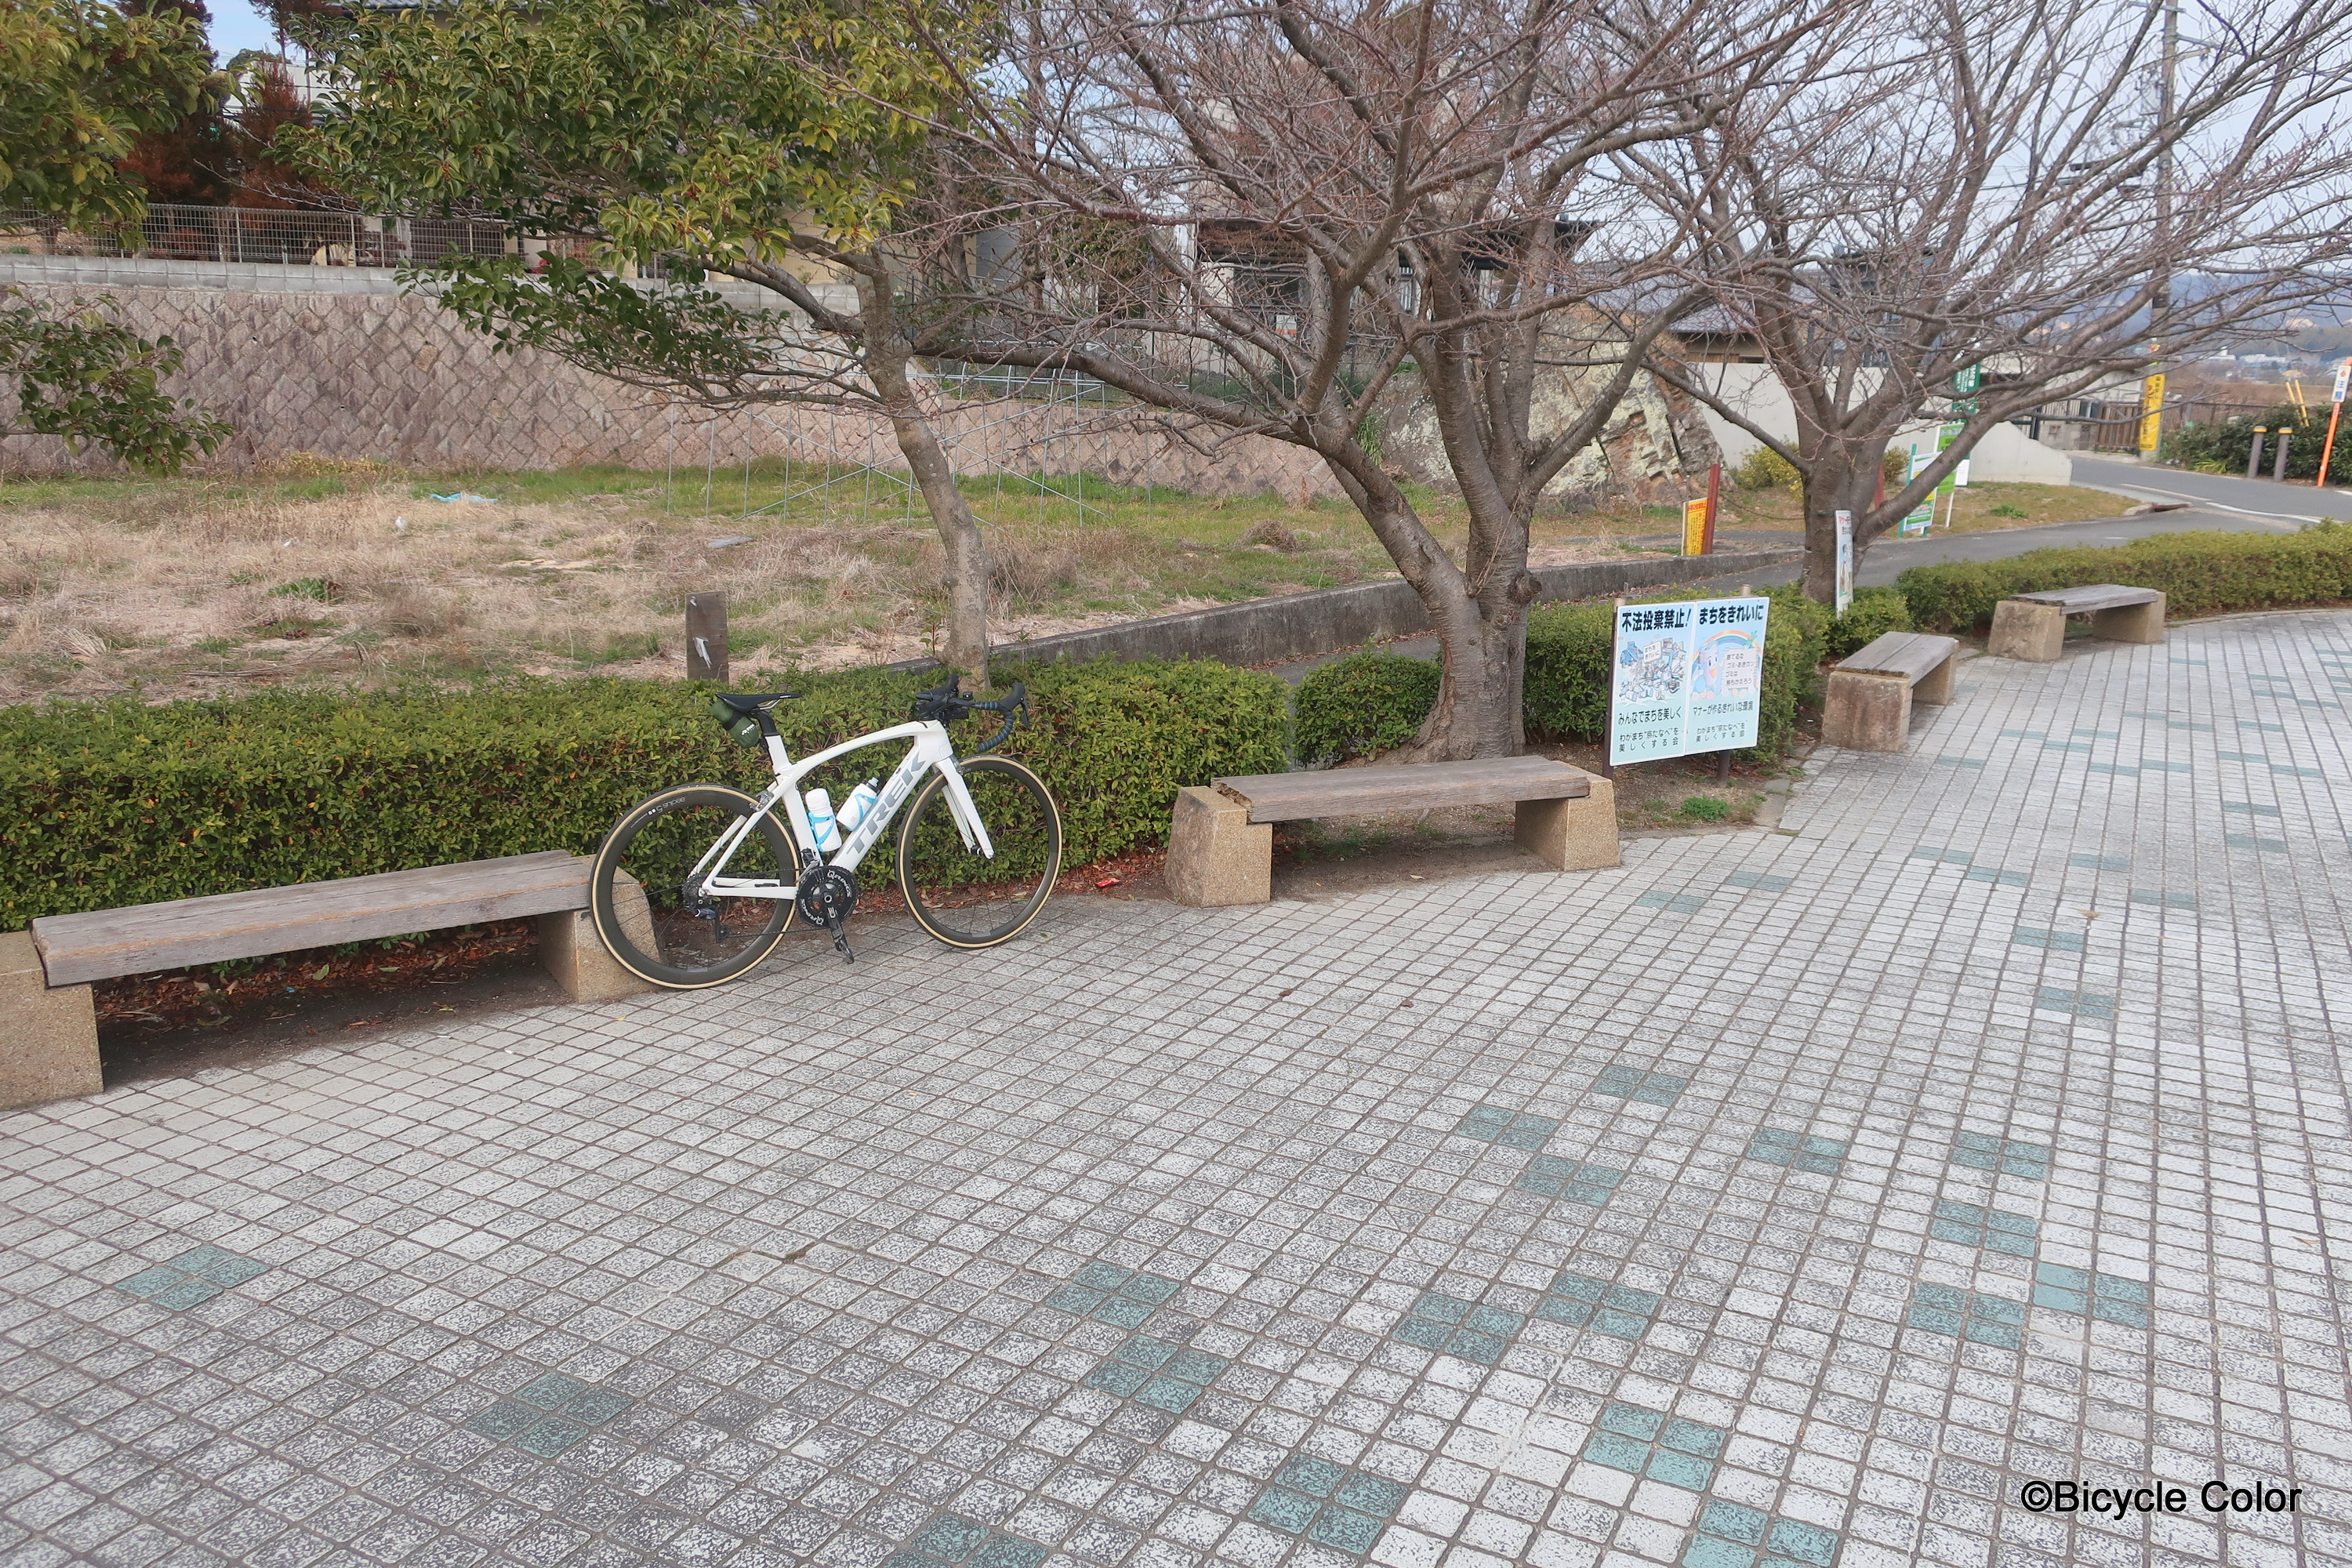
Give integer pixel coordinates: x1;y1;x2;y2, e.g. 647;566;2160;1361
2;205;516;270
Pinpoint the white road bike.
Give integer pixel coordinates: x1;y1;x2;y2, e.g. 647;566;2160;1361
589;679;1062;988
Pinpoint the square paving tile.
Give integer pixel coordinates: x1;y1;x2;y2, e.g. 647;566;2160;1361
1516;1155;1627;1205
1929;1199;2040;1257
1593;1063;1689;1106
1952;1131;2051;1179
1744;1126;1848;1176
1452;1102;1559;1149
1905;1282;2027;1350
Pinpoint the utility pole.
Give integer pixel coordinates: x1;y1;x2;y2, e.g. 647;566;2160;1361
2137;0;2178;458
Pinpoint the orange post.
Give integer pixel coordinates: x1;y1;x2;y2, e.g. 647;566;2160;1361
1704;463;1721;554
2321;403;2345;489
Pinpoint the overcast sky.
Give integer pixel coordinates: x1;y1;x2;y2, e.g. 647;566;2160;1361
209;0;284;60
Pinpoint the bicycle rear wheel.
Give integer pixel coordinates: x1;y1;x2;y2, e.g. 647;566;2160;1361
896;756;1062;948
591;783;796;989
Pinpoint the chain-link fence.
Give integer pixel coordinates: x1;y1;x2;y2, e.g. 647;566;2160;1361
2;205;515;269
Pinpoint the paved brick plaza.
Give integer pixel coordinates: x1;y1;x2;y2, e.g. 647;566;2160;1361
3;612;2349;1568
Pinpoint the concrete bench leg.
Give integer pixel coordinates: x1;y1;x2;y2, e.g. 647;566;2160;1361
1914;652;1958;706
1167;786;1270;906
2092;593;2166;644
1515;775;1619;871
1;931;103;1111
1823;670;1913;750
1987;599;2066;661
539;871;659;1002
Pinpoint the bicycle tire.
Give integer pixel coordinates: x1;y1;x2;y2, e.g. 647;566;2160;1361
896;756;1062;948
590;782;797;989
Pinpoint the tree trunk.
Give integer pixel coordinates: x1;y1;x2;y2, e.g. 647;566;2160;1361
1410;597;1532;760
1801;450;1874;604
855;271;991;688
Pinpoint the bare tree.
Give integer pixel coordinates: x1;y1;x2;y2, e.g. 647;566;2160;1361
1633;0;2352;601
895;0;1849;757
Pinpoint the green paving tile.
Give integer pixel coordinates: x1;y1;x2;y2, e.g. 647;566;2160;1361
2067;853;2129;870
1393;1291;1526;1364
1964;866;2030;887
1594;1064;1688;1107
1635;890;1709;913
514;1414;590;1457
114;1244;269;1308
1936;756;1987;768
464;1399;539;1442
2141;759;2192;772
1745;1126;1848;1176
2073;728;2119;739
1952;1131;2049;1179
1904;1282;2024;1350
1085;1330;1232;1403
2239;720;2285;731
1453;1102;1559;1150
2223;800;2284;816
2216;750;2269;763
1998;728;2046;739
2087;762;2139;775
515;1371;591;1410
1247;1458;1406;1556
1583;1402;1726;1491
1724;870;1793;892
2033;1262;2151;1329
1537;1271;1659;1338
2012;926;2085;952
1047;1266;1186;1327
1912;846;1974;865
2225;834;2288;851
2042;740;2092;753
1929;1199;2040;1257
1516;1155;1625;1205
2036;986;2116;1019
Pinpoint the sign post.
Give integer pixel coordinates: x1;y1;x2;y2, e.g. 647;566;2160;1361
1607;596;1773;773
1680;463;1722;556
2138;372;2166;454
2319;359;2350;490
1834;510;1854;618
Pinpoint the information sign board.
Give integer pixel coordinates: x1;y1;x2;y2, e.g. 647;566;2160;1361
1900;448;1933;536
1609;596;1773;766
1682;498;1711;556
1835;510;1854;616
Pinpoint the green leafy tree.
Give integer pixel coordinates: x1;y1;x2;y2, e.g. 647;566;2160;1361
283;0;1007;682
1;0;230;470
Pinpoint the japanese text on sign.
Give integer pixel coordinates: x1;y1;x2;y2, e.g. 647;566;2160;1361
1610;596;1772;766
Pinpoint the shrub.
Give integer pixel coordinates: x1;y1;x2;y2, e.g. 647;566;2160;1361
1733;446;1801;492
1827;586;1915;659
0;657;1290;930
1293;649;1440;764
1896;523;2352;633
1524;584;1829;764
2161;403;2349;482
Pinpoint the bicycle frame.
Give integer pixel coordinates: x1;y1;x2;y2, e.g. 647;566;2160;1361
691;720;995;902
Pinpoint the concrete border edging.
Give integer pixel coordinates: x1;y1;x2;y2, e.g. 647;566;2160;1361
895;548;1800;673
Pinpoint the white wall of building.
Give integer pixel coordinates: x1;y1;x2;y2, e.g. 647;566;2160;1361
1686;361;2072;486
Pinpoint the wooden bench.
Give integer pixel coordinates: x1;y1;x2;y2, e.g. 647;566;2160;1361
1166;755;1617;906
1823;631;1962;751
1988;584;2166;661
2;852;655;1112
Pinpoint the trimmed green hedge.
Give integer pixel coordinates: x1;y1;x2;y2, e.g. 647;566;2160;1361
0;657;1289;930
2161;404;2350;481
1525;584;1830;763
1828;586;1915;659
1294;651;1440;764
1896;523;2352;633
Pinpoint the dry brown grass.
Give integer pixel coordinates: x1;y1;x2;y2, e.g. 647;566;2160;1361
0;464;1677;704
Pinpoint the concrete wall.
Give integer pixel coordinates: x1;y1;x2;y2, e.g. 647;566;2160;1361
1689;361;2074;485
0;257;1340;499
890;547;1802;673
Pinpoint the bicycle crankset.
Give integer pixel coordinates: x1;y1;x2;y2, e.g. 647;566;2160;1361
795;865;860;962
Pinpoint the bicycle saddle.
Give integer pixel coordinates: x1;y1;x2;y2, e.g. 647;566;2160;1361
713;691;800;715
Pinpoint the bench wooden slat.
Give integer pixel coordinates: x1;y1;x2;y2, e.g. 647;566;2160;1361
1217;756;1591;824
1839;631;1959;682
31;851;590;987
2012;585;2161;613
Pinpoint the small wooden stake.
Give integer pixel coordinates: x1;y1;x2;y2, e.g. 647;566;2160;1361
686;591;728;684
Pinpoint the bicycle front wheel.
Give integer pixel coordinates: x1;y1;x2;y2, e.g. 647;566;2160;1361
896;756;1062;948
591;783;797;989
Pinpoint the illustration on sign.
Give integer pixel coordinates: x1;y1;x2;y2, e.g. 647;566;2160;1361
1610;597;1773;766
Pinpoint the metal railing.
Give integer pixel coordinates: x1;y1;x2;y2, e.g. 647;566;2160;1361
2;204;514;269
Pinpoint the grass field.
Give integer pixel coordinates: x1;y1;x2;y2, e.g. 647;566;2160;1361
0;456;2132;706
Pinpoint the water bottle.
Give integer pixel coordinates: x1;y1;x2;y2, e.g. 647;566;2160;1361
803;787;839;852
839;779;882;837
